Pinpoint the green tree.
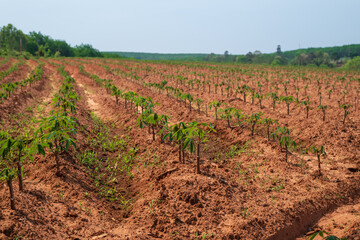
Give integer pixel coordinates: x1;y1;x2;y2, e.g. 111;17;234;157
50;40;74;57
343;56;360;71
0;24;27;52
73;44;103;57
271;55;287;66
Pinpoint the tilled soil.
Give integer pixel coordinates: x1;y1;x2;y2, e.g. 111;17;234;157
0;58;359;240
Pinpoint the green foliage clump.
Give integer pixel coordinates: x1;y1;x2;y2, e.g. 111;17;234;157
0;23;102;58
271;55;287;66
343;56;360;71
73;44;103;58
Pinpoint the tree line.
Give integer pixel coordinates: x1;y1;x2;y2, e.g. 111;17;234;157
0;24;103;58
204;44;360;69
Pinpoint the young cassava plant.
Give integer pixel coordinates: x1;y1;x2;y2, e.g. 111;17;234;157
340;104;352;124
248;112;263;137
220;107;235;128
271;126;295;162
209;101;223;120
0;135;44;210
317;105;328;122
183;122;215;174
163;122;188;163
37;112;77;176
308;145;326;176
269;92;279;111
280;95;294;115
301;97;311;119
234;109;245;127
195;98;204;114
0;138;17;210
279;136;296;162
263;118;278;139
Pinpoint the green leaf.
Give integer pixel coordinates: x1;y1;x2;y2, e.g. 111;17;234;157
37;144;45;156
0;168;6;177
325;236;340;240
7;138;12;149
183;138;190;149
70;139;76;149
309;232;318;240
189;140;195;153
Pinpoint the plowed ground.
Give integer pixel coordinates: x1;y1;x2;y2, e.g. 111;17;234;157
0;58;359;240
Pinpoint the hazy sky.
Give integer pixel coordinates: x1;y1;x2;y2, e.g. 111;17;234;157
1;0;359;54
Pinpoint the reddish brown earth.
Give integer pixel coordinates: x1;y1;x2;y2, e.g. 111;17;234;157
0;59;16;73
0;60;49;122
0;58;359;240
0;59;37;85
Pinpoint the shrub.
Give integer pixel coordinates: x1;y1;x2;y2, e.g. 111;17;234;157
343;56;360;71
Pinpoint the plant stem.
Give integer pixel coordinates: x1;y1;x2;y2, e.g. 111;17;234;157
152;125;155;141
7;177;15;210
17;150;23;192
55;139;60;176
306;107;309;119
287;103;290;115
196;141;200;174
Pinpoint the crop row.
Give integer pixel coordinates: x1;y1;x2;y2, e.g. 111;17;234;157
95;60;358;138
102;59;359;114
0;64;79;210
80;64;327;176
79;66;215;174
0;61;24;81
51;60;347;178
0;63;44;103
0;57;9;66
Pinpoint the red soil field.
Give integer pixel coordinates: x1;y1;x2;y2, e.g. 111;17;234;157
0;58;359;239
